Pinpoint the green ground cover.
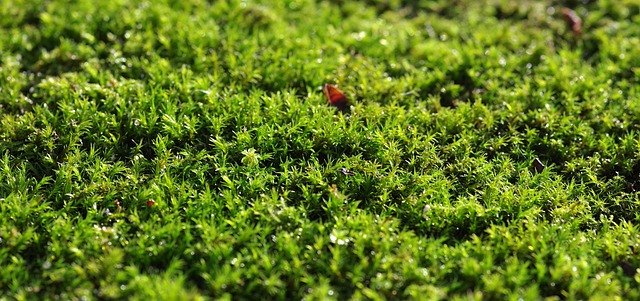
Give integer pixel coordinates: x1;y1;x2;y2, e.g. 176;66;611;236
1;0;639;299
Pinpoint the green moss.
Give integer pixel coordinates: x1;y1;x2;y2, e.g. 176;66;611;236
1;0;639;299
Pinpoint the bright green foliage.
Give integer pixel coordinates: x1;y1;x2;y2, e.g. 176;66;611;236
1;0;640;299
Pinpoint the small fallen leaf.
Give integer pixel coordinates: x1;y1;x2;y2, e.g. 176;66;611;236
532;158;545;174
339;167;355;176
561;7;582;35
324;84;349;111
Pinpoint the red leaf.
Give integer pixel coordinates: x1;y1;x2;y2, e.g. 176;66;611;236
561;8;582;35
324;84;349;110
